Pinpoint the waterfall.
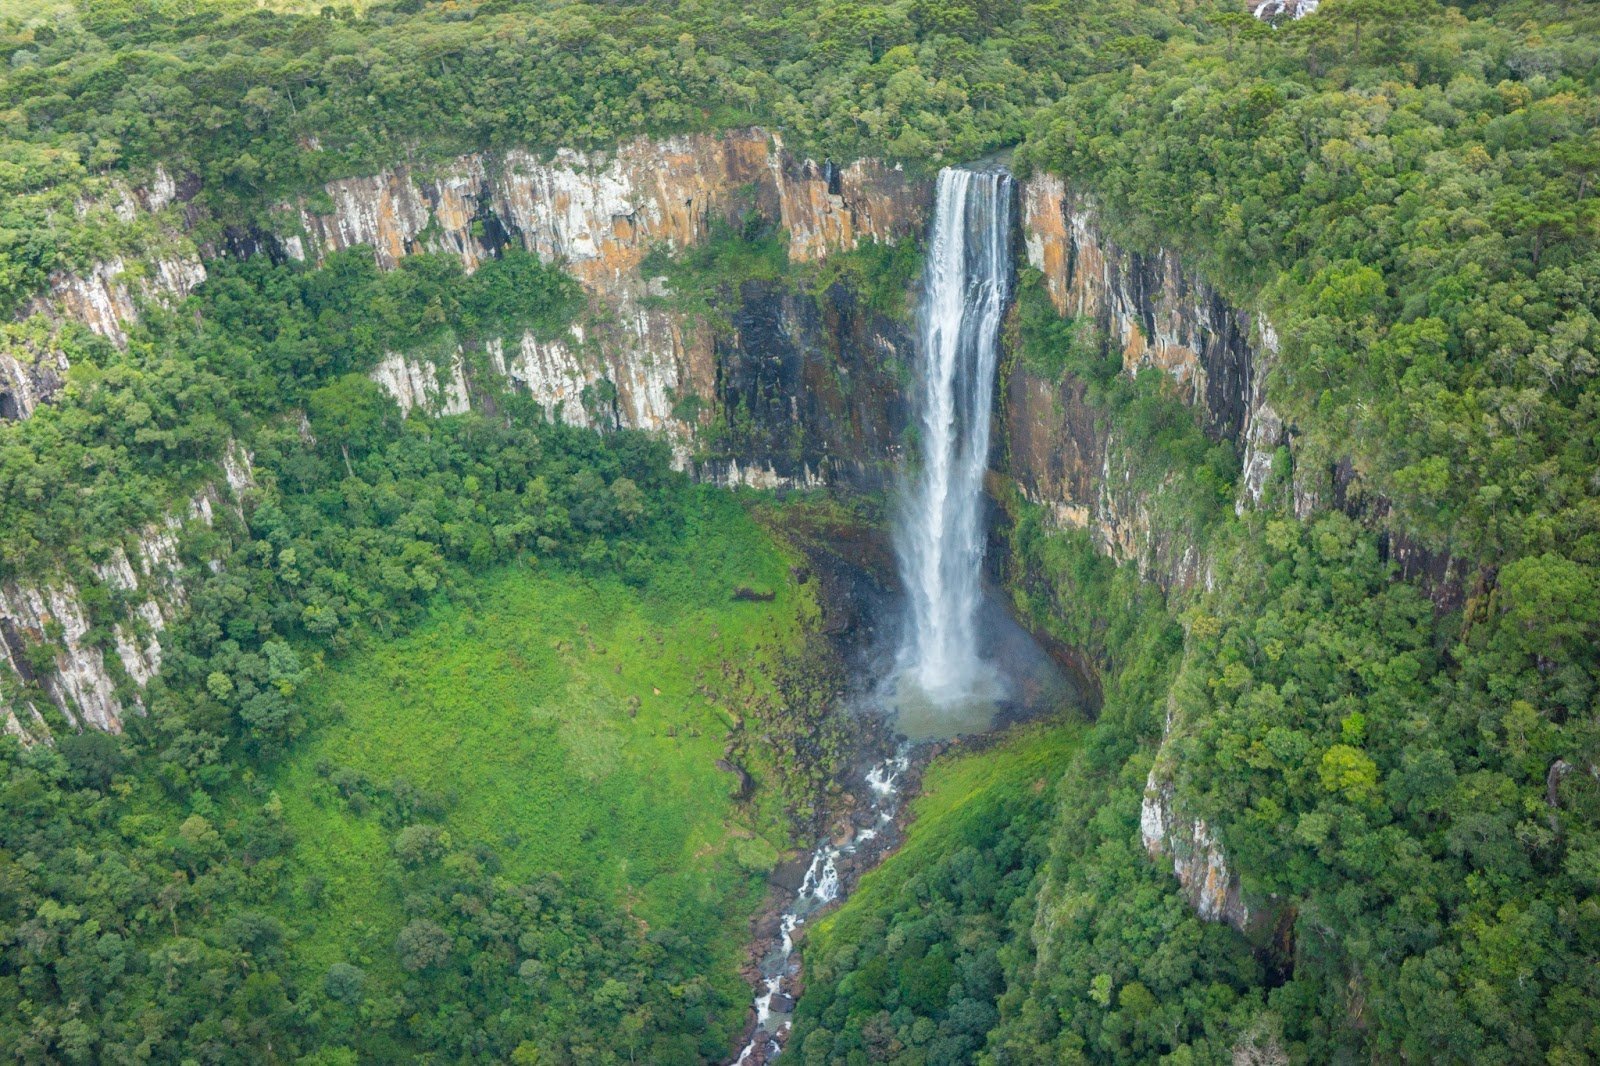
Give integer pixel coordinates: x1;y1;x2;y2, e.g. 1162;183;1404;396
893;166;1014;709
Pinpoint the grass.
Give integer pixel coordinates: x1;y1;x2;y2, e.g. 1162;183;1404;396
267;491;815;1008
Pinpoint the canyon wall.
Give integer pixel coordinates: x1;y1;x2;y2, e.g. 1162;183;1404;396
5;138;1263;938
276;130;924;466
1002;174;1283;592
0;130;923;740
1002;173;1281;933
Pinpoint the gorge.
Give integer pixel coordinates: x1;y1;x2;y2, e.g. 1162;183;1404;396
4;3;1598;1064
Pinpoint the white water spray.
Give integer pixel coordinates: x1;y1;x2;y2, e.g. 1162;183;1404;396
893;166;1015;707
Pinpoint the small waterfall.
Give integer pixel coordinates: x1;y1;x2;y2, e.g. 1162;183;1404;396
893;166;1015;709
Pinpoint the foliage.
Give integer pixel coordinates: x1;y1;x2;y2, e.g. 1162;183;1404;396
0;0;1224;313
265;496;812;1062
1018;0;1600;565
792;721;1086;1065
0;246;578;580
0;214;844;1060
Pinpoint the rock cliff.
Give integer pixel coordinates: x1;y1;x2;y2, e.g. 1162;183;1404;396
703;278;913;489
0;465;251;740
1002;174;1282;594
2;167;207;422
0;131;923;739
1003;174;1280;932
277;130;924;463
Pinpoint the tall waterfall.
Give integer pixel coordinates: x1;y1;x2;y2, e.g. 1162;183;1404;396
893;166;1014;708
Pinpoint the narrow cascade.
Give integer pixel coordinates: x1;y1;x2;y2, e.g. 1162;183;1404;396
893;165;1015;710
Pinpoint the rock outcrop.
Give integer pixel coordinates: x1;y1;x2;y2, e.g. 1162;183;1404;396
3;168;206;423
1140;760;1251;930
0;453;252;741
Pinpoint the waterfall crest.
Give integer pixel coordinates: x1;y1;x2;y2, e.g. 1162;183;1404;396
892;166;1015;711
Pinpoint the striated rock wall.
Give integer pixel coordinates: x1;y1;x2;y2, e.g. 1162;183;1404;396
272;129;925;470
1021;175;1261;444
371;350;472;418
21;252;208;350
706;279;913;489
17;169;204;337
1002;174;1279;593
0;330;72;422
0;452;252;740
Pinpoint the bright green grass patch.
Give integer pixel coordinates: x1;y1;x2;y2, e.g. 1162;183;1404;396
270;491;810;1001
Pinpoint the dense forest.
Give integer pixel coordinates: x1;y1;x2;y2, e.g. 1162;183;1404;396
2;0;1599;1063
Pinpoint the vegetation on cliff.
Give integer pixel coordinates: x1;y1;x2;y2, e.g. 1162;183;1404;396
2;0;1599;1062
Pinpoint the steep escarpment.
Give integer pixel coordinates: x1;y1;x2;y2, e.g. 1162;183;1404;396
998;175;1276;932
707;278;912;490
274;131;924;456
0;131;925;741
1002;174;1279;593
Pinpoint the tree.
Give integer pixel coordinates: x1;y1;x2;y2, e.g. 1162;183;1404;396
396;919;453;972
323;963;367;1005
307;374;396;476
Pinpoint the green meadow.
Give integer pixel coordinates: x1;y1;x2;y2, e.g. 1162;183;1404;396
268;492;814;1027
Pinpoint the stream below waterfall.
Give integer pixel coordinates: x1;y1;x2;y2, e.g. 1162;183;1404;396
730;161;1084;1064
734;751;910;1065
728;599;1083;1064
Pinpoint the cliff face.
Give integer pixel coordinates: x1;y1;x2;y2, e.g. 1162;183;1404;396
0;468;251;740
1021;175;1258;444
705;278;913;489
1004;174;1282;933
1003;174;1282;595
1;131;923;739
1;167;206;422
278;130;924;462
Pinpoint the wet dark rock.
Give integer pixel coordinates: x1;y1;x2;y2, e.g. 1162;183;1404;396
767;993;797;1014
770;856;812;893
732;585;777;602
707;278;913;490
752;910;783;944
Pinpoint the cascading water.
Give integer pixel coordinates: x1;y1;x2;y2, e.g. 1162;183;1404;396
732;752;910;1065
729;165;1078;1063
893;165;1015;713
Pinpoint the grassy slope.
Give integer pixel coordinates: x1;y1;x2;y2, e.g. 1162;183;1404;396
806;717;1084;961
269;491;811;1004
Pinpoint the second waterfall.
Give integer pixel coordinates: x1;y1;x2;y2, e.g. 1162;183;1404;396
893;165;1015;711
